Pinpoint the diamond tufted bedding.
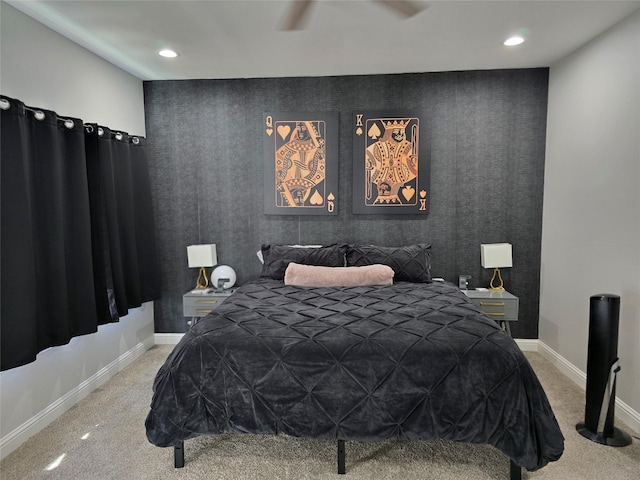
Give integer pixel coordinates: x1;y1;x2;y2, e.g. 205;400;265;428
145;279;563;471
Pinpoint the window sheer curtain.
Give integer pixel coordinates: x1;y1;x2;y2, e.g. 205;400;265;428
1;95;160;371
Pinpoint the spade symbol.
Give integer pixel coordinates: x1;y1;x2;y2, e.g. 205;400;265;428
368;123;382;140
310;190;324;205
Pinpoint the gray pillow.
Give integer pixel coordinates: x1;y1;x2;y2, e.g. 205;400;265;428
346;244;432;283
260;244;347;280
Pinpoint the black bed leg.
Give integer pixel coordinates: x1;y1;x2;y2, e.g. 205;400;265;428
509;459;521;480
337;439;346;474
174;441;185;468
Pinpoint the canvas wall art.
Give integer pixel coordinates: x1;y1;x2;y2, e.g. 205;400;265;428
264;112;338;215
352;111;429;214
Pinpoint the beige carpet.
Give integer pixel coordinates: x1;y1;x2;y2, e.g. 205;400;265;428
1;345;638;479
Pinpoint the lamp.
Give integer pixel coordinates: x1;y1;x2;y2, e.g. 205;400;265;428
187;244;217;289
481;243;512;291
211;265;237;293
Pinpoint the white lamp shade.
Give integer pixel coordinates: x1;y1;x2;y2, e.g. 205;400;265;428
187;244;217;268
481;243;513;268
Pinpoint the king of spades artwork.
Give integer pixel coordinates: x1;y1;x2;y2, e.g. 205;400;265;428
353;112;429;215
264;112;338;215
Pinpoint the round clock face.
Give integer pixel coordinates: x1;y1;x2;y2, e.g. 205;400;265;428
211;265;237;290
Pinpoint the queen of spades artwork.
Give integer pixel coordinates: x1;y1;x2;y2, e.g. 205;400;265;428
263;112;338;215
275;120;326;208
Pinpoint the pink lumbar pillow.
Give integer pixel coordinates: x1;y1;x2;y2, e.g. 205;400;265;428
284;262;394;288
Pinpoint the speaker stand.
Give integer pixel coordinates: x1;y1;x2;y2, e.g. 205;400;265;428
576;422;632;447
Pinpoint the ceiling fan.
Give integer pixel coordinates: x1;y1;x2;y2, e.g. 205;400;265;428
281;0;426;31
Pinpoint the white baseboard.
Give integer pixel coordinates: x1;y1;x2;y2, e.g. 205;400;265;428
0;336;154;460
537;340;587;389
514;338;538;351
537;340;640;436
154;333;184;344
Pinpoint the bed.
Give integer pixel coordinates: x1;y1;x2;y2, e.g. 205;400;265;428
145;244;564;478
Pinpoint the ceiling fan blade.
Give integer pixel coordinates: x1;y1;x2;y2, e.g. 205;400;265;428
281;0;314;31
375;0;426;18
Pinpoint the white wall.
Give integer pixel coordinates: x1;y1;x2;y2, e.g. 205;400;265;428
0;3;154;459
541;9;640;430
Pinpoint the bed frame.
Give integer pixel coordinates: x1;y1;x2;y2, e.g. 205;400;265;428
172;439;522;479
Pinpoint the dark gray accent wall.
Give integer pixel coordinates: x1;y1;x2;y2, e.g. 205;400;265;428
144;69;548;337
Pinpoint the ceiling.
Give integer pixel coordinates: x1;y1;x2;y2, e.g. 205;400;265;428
7;0;640;81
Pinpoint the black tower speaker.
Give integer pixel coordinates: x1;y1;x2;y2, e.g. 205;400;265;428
576;294;632;446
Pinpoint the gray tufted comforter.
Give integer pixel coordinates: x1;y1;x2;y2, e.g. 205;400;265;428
145;279;563;471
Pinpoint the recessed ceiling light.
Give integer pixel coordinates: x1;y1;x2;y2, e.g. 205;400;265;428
503;36;525;47
158;49;178;58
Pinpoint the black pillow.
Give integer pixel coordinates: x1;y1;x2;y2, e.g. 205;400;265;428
260;244;347;280
346;244;432;283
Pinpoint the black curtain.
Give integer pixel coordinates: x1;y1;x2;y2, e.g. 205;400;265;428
85;125;160;318
1;95;160;371
129;136;161;302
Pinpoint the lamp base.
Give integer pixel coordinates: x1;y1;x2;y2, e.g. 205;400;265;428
195;267;210;289
489;268;505;291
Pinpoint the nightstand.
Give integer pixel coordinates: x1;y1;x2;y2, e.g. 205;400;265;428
463;289;519;337
183;288;237;326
